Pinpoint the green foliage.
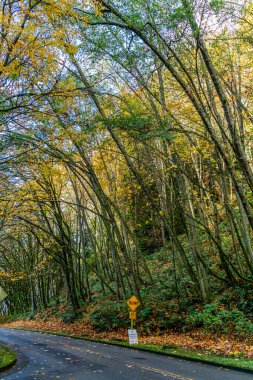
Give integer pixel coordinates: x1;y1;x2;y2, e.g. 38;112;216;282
170;6;187;23
89;299;128;331
60;310;78;324
139;306;152;320
209;0;224;13
187;300;253;336
235;285;253;314
103;113;173;142
1;0;253;344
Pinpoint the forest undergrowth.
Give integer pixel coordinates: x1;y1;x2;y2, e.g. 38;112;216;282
2;247;253;359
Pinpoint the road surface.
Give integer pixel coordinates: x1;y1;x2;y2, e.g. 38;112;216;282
0;328;251;379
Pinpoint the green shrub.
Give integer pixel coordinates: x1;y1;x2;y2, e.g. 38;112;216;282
89;299;128;331
60;310;77;323
187;301;252;336
235;285;253;314
139;306;152;320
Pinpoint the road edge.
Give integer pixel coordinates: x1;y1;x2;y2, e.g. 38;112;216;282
1;327;253;374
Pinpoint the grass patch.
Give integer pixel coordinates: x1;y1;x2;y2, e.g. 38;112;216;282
0;346;16;370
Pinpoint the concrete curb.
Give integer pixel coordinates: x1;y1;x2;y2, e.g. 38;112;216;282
2;327;253;374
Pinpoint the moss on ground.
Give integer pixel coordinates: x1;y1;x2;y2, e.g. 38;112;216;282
0;346;16;370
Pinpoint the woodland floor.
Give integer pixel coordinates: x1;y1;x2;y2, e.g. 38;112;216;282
2;316;253;359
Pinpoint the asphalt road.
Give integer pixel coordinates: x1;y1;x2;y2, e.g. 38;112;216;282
0;328;251;380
